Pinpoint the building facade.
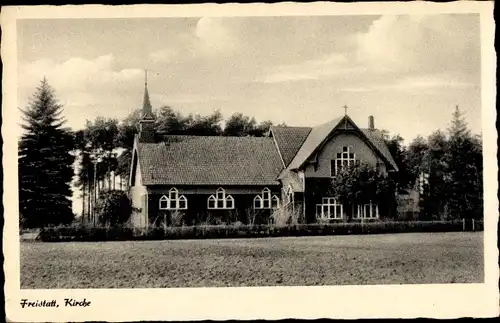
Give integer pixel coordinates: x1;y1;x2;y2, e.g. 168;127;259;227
129;84;398;228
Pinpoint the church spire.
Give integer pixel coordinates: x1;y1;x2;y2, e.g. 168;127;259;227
138;69;155;143
141;69;154;120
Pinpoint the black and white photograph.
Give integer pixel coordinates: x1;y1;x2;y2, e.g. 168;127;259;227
2;2;498;321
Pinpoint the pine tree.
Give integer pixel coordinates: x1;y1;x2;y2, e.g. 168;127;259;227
448;105;470;138
18;78;75;228
446;106;482;220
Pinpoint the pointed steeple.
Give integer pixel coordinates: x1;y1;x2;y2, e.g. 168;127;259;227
138;69;155;143
141;69;155;121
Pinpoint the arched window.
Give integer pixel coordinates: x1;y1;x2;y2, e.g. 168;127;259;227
216;187;225;200
262;187;271;208
159;195;169;210
207;188;235;209
159;188;188;210
169;187;178;201
207;195;217;209
253;195;263;209
226;195;234;209
331;146;356;176
271;195;280;209
178;195;187;210
254;187;280;209
285;185;294;204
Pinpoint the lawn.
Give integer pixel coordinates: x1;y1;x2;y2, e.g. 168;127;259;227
20;232;483;288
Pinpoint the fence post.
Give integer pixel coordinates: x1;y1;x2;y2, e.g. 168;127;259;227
462;218;465;231
472;219;475;231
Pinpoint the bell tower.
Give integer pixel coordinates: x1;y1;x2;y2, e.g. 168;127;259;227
138;69;155;143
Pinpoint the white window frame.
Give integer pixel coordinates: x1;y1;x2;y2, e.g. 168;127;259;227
207;187;235;210
253;195;263;209
332;146;356;176
159;187;188;210
271;195;280;209
254;187;280;209
316;198;343;220
285;185;294;204
159;195;169;210
225;195;234;209
354;201;379;219
207;195;217;209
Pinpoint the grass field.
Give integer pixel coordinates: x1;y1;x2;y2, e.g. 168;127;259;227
20;232;483;288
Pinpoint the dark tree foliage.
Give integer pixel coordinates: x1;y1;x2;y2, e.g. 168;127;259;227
413;106;483;220
95;190;132;226
446;106;483;220
224;113;273;137
330;163;397;220
18;79;75;228
183;110;224;136
405;135;429;186
383;133;412;193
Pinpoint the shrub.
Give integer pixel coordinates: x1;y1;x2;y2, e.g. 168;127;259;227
95;190;132;226
36;220;477;242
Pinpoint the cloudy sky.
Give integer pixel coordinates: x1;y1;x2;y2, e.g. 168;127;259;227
17;14;481;144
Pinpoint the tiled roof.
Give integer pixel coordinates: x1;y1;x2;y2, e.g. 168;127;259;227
286;116;398;172
361;129;399;171
287;117;343;170
137;135;284;186
270;126;311;166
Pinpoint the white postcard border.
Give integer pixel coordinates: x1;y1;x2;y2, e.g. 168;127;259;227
2;2;498;321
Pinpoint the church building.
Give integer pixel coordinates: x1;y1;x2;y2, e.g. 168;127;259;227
129;82;398;228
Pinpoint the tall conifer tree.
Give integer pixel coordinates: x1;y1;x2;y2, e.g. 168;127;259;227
18;78;75;228
446;106;483;220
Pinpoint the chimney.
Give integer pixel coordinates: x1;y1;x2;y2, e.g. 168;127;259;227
368;115;375;130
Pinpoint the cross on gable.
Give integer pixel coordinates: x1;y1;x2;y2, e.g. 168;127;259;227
343;105;348;116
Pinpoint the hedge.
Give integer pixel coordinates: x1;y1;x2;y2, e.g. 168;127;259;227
35;220;482;242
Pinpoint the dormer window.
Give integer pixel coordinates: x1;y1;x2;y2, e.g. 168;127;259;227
159;188;188;210
207;187;235;209
331;146;356;176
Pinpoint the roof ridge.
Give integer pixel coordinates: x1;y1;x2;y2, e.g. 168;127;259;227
156;134;274;139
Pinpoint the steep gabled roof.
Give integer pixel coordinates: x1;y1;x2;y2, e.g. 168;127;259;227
270;126;312;167
287;116;343;170
286;116;398;172
361;129;398;171
136;135;283;186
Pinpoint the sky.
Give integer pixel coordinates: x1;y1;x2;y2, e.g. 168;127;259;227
16;14;482;216
17;14;482;144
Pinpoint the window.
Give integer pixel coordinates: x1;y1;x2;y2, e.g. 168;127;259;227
316;198;343;220
178;195;187;209
208;195;217;209
262;188;271;208
207;187;235;209
331;146;356;176
254;187;280;209
216;187;224;200
354;201;379;219
159;195;169;210
226;195;234;209
169;187;178;201
271;195;280;209
285;185;294;204
253;195;263;209
159;187;188;210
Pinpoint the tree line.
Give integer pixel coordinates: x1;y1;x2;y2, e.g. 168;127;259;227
18;79;483;228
